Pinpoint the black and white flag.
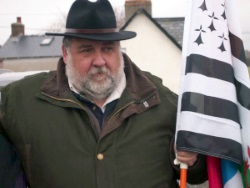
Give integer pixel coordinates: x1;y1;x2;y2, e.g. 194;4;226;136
175;0;250;186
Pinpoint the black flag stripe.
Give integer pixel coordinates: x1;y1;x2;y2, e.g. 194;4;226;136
185;54;250;111
229;32;247;65
181;92;240;124
235;79;250;110
185;54;234;83
177;130;242;164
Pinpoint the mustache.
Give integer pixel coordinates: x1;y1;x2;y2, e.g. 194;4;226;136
89;66;110;75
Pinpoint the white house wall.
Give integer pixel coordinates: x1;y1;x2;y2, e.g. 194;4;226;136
121;14;182;93
3;58;58;72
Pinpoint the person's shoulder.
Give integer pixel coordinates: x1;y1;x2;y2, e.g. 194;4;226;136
0;71;53;94
143;71;178;104
143;71;177;94
143;71;163;85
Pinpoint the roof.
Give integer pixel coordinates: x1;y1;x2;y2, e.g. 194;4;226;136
0;35;63;59
155;17;184;48
121;8;184;50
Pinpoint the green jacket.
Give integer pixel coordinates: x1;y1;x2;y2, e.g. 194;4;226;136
0;54;207;188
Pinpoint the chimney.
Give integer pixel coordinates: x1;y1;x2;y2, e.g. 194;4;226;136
125;0;152;22
11;17;25;37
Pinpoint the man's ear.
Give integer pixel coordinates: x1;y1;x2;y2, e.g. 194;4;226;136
62;45;68;64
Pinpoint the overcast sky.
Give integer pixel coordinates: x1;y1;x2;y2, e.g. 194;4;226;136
0;0;249;50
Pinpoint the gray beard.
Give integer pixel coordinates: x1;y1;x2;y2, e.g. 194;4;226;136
65;52;124;101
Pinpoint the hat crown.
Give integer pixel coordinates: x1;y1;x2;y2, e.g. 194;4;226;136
45;0;136;41
66;0;117;30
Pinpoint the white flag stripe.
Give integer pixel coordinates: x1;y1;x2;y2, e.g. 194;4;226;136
232;56;250;88
225;0;243;39
183;74;237;103
179;112;242;143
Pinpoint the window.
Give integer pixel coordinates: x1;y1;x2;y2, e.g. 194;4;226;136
40;37;54;46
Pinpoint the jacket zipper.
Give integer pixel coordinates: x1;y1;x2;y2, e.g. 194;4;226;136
107;101;134;125
41;92;86;108
107;91;157;125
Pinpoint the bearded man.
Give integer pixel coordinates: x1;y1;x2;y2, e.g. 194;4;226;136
0;0;207;187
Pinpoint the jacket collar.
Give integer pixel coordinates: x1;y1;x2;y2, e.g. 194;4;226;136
41;57;70;98
123;53;157;101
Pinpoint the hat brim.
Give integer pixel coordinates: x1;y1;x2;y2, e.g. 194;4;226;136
45;31;136;41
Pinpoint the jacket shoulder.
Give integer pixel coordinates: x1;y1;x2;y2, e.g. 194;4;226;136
0;72;54;99
143;71;178;105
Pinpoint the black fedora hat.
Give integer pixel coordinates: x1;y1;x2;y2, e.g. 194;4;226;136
46;0;136;41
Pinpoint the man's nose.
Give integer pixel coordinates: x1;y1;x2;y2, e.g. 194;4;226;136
93;51;106;66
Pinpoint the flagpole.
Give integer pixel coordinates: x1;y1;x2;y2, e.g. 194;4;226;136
180;163;188;188
206;156;222;188
174;158;188;188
